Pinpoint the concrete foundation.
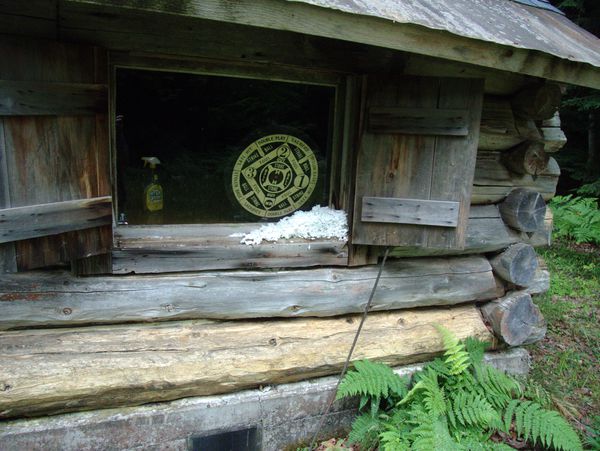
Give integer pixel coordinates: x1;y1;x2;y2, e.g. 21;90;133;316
0;348;529;451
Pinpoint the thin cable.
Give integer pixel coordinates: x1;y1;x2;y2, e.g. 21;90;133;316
308;246;391;449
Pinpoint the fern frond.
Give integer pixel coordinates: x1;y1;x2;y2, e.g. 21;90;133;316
348;412;382;450
336;360;408;401
379;430;410;451
449;391;501;430
435;325;471;376
409;409;462;451
473;364;521;409
503;400;583;451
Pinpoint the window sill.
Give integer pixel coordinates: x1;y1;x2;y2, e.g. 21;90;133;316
113;224;348;274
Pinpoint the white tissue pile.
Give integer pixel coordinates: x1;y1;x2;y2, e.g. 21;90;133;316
239;206;348;245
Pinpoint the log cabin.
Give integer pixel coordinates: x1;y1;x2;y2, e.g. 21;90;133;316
0;0;599;449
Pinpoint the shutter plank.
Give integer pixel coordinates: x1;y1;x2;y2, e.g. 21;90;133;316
361;197;459;227
0;196;112;244
368;106;469;135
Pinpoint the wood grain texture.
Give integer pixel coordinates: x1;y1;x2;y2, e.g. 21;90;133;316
511;83;561;120
0;256;502;330
541;126;567;153
361;197;459;227
368;106;469;136
353;76;483;248
472;151;559;204
0;37;111;271
60;0;600;89
489;243;538;287
390;205;553;257
0;305;493;419
0;118;16;272
113;224;347;273
480;291;546;346
501;142;549;176
500;189;547;233
0;197;112;244
0;80;107;116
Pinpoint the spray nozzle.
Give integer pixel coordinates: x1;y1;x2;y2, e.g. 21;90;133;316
142;157;161;169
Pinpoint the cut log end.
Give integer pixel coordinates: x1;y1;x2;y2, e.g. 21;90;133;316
480;291;546;346
502;141;549;176
499;189;547;232
489;243;539;287
512;83;562;121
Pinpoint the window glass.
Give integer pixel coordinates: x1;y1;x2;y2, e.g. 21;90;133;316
115;68;335;224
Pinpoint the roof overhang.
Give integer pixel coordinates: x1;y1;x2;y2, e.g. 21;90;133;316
64;0;600;89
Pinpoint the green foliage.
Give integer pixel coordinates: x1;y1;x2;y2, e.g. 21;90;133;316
337;328;583;450
550;195;600;244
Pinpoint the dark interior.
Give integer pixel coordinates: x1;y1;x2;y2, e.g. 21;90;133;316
115;68;335;224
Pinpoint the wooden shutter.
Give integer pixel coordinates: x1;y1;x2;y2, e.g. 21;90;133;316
0;36;111;273
352;75;483;249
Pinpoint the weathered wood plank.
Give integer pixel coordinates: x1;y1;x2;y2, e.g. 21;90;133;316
0;196;112;244
361;197;459;227
390;205;553;257
0;80;107;116
113;224;348;273
61;4;404;76
353;76;482;248
0;118;16;272
0;305;493;419
368;106;469;136
0;256;502;329
472;151;559;204
61;0;600;89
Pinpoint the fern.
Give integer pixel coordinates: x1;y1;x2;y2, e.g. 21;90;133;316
336;360;407;402
504;399;583;451
336;329;582;450
550;195;600;244
347;412;382;450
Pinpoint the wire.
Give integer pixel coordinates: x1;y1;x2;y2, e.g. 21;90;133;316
308;246;391;450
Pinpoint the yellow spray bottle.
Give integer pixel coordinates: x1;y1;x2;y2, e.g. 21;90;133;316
141;157;163;212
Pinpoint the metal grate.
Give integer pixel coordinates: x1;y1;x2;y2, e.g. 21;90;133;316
189;427;259;451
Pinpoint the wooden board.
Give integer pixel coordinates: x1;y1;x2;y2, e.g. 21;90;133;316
60;0;600;89
390;205;552;257
0;305;493;419
0;80;107;116
0;256;502;330
368;107;469;136
361;197;459;227
0;37;112;272
353;76;483;248
0;197;112;244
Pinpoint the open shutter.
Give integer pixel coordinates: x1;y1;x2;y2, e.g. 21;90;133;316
0;36;111;273
352;75;483;249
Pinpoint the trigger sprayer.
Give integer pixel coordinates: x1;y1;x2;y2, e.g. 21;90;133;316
142;157;163;212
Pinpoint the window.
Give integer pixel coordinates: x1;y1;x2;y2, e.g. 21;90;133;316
115;68;336;225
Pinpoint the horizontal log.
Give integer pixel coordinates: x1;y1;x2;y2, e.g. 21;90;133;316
390;205;552;258
0;197;112;244
480;291;546;346
0;80;107;116
489;243;538;287
361;197;459;227
478;96;523;151
368;107;469;136
511;83;561;120
500;188;547;232
541;126;567;153
0;256;502;330
113;224;348;273
501;142;549;176
472;151;559;204
0;305;493;419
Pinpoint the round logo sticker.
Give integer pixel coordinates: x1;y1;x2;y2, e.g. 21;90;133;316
231;134;318;218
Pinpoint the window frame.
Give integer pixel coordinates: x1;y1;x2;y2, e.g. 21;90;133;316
108;52;353;274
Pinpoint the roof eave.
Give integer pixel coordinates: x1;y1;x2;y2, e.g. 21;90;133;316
64;0;600;89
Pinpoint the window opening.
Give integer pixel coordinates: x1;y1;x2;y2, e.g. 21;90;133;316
115;68;335;225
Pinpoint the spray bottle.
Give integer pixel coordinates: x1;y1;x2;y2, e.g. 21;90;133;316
142;157;163;212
